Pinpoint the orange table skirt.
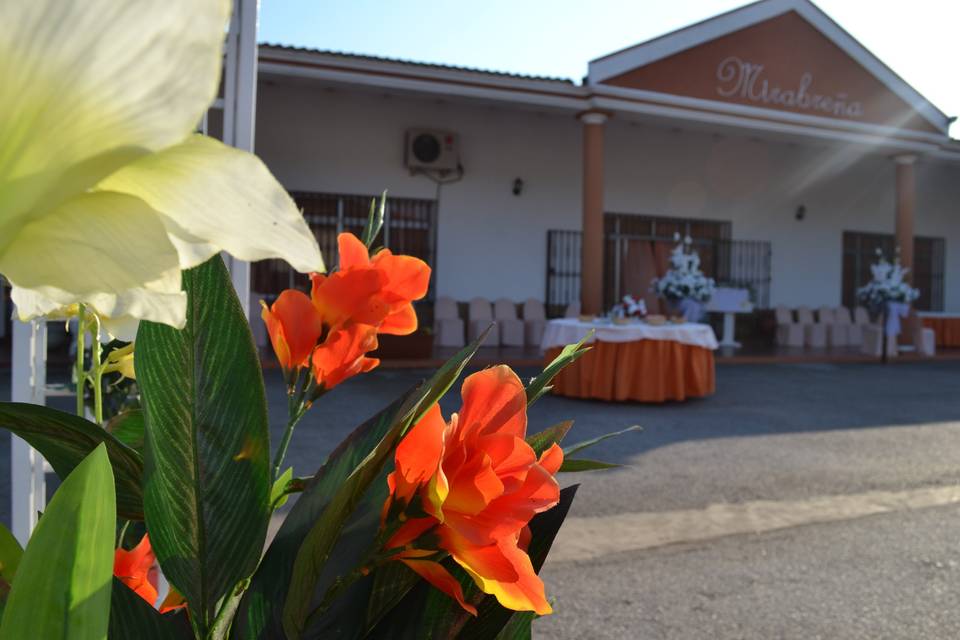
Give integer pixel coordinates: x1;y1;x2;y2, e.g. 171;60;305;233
921;317;960;348
545;340;715;403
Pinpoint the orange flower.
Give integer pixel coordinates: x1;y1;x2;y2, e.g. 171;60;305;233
260;290;323;370
383;366;563;616
159;587;187;614
311;323;380;391
311;233;430;335
114;533;159;607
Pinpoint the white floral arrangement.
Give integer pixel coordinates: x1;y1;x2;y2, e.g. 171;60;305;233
857;248;919;310
613;294;647;318
652;234;716;303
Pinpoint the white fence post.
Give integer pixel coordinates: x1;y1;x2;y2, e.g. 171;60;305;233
10;320;47;545
222;0;259;320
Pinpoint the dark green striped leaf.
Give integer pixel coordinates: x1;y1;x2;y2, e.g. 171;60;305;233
0;402;144;519
108;578;191;639
137;256;271;633
0;445;116;640
106;409;146;454
281;330;490;639
230;330;488;639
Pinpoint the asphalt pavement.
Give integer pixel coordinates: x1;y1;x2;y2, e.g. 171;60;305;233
2;359;960;638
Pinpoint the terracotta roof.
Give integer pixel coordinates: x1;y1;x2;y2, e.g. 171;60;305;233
258;43;576;85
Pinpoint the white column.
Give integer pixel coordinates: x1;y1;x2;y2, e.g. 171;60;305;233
11;320;47;545
222;0;260;319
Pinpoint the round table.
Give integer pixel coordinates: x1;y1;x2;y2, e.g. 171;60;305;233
541;318;718;403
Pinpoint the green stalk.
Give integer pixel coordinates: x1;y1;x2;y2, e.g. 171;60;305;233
272;369;314;481
90;314;103;425
75;304;87;417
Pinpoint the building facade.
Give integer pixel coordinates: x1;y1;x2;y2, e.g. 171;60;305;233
233;0;960;315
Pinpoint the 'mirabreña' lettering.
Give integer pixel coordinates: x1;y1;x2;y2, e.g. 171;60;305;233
716;56;864;119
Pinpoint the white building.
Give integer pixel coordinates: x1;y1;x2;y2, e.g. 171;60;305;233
222;0;960;317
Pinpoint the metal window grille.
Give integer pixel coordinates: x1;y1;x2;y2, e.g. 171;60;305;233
545;214;773;314
251;192;438;299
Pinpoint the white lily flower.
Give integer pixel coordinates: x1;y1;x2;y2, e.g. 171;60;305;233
0;0;324;329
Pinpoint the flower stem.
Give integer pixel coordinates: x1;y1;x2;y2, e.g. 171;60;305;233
272;408;306;482
75;304;87;418
90;314;103;424
272;369;314;481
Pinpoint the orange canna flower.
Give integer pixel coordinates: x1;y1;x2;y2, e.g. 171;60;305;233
159;587;187;614
114;533;159;607
382;365;563;616
311;323;380;391
311;233;430;335
260;290;324;370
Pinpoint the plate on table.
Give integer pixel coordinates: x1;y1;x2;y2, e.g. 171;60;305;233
645;314;666;326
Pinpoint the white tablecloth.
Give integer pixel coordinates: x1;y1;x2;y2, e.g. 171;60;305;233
541;318;719;351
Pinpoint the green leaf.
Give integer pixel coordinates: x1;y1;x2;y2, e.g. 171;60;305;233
231;392;414;640
524;334;592;406
270;467;294;511
562;424;643;458
106;409;146;454
0;444;116;639
559;458;620;472
137;256;272;633
108;578;191;639
232;329;489;639
280;329;491;639
524;420;573;457
0;522;22;619
361;191;387;249
0;402;144;519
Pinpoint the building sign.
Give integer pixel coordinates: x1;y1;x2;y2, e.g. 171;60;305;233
716;56;864;120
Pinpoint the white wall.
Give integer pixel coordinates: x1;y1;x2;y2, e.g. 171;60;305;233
255;81;581;301
255;80;960;310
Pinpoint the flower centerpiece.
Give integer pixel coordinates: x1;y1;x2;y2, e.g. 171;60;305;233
857;248;920;346
651;234;715;321
856;248;920;312
612;294;647;322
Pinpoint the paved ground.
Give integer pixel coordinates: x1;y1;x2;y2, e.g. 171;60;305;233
3;359;960;638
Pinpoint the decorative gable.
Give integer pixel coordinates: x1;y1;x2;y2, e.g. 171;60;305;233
590;3;947;136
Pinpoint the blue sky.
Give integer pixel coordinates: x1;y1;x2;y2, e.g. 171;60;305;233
259;0;959;133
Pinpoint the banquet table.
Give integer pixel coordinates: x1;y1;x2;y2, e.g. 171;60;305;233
918;312;960;348
541;318;718;403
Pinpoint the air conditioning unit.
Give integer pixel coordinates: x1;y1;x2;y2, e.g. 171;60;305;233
405;129;459;172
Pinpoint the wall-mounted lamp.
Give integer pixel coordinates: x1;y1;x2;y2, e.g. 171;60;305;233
795;204;806;221
512;178;524;196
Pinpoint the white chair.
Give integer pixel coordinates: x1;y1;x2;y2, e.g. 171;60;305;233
861;325;898;358
835;306;859;346
494;298;525;347
433;296;465;347
522;298;547;347
775;306;803;347
819;306;849;347
851;306;872;345
564;301;581;318
797;306;826;348
909;315;936;357
468;297;500;346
